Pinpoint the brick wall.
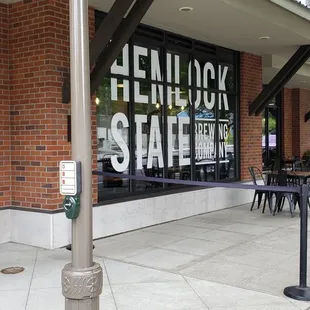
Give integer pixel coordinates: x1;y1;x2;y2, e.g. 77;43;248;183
298;89;310;157
239;53;263;180
0;4;11;207
286;88;310;159
291;89;301;157
9;0;96;209
282;88;293;158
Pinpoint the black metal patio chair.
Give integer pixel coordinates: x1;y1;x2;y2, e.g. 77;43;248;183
272;171;298;217
248;166;272;213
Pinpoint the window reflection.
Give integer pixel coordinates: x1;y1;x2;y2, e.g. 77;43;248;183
194;99;216;181
135;82;164;191
218;95;236;180
96;78;130;200
167;89;191;183
220;63;235;93
167;51;189;86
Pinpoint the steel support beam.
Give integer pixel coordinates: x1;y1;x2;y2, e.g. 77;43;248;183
62;0;136;104
249;45;310;116
90;0;135;65
90;0;154;95
305;110;310;122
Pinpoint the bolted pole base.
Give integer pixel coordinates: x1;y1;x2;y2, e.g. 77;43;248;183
62;262;103;309
284;286;310;301
65;298;99;310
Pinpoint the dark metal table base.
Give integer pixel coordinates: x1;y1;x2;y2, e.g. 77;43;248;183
284;286;310;301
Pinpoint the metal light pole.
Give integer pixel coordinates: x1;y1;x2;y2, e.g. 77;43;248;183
61;1;103;309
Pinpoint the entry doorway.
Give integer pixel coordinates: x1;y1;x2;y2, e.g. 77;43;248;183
262;92;282;169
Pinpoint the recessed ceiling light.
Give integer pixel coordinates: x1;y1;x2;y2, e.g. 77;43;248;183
179;7;193;12
259;36;270;40
300;80;306;83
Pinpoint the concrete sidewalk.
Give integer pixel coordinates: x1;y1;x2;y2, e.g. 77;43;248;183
0;203;310;309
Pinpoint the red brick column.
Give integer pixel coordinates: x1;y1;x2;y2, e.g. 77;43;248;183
289;88;310;158
239;53;263;180
291;89;301;157
9;0;96;209
282;88;293;159
0;4;11;207
298;89;310;156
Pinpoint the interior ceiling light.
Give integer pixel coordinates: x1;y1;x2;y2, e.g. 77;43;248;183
258;36;270;40
179;7;193;12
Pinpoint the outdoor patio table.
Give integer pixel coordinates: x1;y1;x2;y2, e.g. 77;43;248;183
287;171;310;185
265;171;310;185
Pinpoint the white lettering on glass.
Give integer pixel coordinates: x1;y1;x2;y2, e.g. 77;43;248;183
110;113;130;172
188;59;202;108
167;53;173;106
111;44;129;102
108;113;230;173
218;65;229;111
135;114;147;170
134;46;148;103
147;116;164;169
106;44;234;173
110;45;231;111
203;62;215;109
175;55;187;107
167;116;177;167
151;50;163;105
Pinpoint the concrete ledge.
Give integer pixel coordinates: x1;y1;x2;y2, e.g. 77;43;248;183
0;209;11;244
0;184;254;249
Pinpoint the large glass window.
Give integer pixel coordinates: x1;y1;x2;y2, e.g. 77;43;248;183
95;11;239;202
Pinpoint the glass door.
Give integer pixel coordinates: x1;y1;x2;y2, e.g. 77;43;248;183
262;93;282;169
